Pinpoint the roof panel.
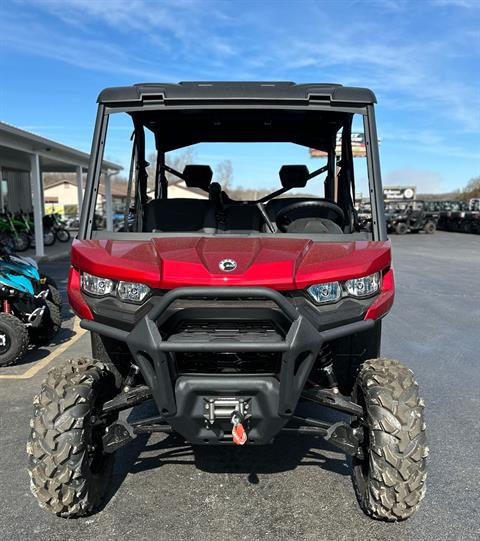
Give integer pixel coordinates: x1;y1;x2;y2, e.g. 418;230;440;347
97;81;376;105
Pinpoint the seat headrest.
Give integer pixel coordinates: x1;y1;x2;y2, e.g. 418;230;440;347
279;165;309;189
183;165;213;191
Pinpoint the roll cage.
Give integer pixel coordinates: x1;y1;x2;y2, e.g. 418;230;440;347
79;82;386;241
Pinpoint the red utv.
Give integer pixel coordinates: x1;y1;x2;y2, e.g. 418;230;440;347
27;82;427;521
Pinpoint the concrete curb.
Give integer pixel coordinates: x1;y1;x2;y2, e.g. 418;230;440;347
35;248;71;263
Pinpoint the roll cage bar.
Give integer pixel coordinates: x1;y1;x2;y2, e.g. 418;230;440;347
79;87;386;241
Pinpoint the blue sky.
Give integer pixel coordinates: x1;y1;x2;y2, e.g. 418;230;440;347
1;0;479;195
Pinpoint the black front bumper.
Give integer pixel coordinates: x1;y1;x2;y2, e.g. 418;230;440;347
82;287;374;444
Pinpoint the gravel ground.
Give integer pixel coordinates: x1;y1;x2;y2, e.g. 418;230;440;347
0;231;479;541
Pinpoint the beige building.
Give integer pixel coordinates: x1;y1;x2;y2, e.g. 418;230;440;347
45;176;208;216
148;178;208;200
44;178;128;215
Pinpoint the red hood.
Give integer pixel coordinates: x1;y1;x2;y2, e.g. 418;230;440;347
71;237;391;290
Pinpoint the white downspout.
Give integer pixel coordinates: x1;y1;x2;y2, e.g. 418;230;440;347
76;165;83;217
30;153;44;258
105;169;115;231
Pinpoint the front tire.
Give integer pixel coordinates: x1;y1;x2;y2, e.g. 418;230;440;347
423;222;436;234
0;313;29;366
352;358;428;521
27;358;119;517
395;223;408;235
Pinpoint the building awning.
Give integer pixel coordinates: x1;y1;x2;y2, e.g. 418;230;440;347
0;121;122;258
0;121;121;173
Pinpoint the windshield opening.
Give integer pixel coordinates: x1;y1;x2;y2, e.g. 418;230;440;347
93;107;375;239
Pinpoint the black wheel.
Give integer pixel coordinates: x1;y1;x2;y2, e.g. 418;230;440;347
27;358;120;517
40;274;58;290
14;231;30;252
423;222;436;234
0;313;29;366
55;228;71;243
395;223;408;235
29;300;61;344
39;274;62;307
352;359;428;521
47;285;62;308
43;229;56;246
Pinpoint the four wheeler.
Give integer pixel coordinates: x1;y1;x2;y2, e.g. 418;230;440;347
0;268;60;365
28;82;427;521
0;272;31;365
0;247;62;365
0;244;62;308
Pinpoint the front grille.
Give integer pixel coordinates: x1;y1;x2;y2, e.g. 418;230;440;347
176;351;281;375
166;319;284;345
175;319;279;336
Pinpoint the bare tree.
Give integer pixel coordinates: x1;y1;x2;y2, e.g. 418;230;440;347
146;147;197;190
215;160;233;189
465;176;480;198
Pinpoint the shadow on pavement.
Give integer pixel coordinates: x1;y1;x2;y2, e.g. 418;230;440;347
101;400;351;511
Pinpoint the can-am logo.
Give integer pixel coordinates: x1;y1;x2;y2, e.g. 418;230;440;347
219;259;237;272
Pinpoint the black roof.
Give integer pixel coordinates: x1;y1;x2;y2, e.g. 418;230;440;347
97;82;376;106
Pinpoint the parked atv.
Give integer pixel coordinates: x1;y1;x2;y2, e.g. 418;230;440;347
0;244;62;308
389;200;437;234
28;82;427;522
0;268;61;365
0;272;31;365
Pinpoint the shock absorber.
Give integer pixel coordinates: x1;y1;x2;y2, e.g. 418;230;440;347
3;299;11;314
317;343;339;394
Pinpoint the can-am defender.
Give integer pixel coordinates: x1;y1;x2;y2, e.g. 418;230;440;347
387;200;437;235
27;82;427;521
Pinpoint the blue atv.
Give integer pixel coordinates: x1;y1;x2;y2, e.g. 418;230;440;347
0;245;62;308
0;269;61;366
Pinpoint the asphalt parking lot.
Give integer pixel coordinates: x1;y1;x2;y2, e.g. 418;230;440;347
0;231;479;541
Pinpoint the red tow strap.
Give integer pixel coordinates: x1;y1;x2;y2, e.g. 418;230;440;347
232;422;247;445
231;411;247;445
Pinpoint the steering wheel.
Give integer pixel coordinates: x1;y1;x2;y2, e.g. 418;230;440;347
275;200;345;232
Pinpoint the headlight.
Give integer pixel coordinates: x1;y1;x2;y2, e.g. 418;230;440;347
307;272;382;304
80;272;114;296
345;272;381;298
117;281;150;304
307;281;341;304
80;272;150;304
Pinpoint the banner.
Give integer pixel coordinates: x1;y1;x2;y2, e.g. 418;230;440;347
383;186;416;201
310;133;368;158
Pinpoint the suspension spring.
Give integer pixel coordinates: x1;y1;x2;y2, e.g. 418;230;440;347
318;343;339;392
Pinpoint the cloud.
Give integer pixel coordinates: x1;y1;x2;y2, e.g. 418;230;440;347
432;0;480;8
384;167;446;193
0;11;179;80
380;127;480;160
19;0;238;59
4;0;480;134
